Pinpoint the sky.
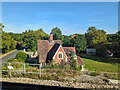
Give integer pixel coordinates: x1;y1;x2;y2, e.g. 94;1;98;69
2;2;118;35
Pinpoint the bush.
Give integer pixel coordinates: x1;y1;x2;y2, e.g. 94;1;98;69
104;73;119;80
7;58;15;62
16;51;29;62
89;72;99;76
69;58;77;70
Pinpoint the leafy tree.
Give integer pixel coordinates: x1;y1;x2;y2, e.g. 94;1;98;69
106;31;120;57
87;26;96;33
50;27;62;40
35;28;48;40
16;51;29;62
1;27;17;53
69;51;77;70
70;34;87;54
22;29;48;51
62;35;71;47
22;30;37;52
86;27;107;56
0;23;4;28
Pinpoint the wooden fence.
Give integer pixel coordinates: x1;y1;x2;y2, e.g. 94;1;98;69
0;62;41;77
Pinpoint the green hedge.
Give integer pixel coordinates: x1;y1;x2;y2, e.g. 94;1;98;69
16;51;29;62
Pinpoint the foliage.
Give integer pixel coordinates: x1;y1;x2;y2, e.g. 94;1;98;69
69;51;77;70
103;73;119;80
16;51;29;62
7;58;15;62
62;35;71;47
70;34;87;54
106;31;120;57
87;26;96;33
44;61;61;69
2;23;119;58
50;27;62;40
0;23;4;28
86;27;107;48
0;24;17;53
22;30;37;52
86;27;107;56
89;72;99;76
2;30;17;53
22;29;48;51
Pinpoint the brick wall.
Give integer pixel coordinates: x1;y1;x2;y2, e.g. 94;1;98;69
54;47;67;64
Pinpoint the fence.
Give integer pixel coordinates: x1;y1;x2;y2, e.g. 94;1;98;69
0;62;119;80
0;62;41;77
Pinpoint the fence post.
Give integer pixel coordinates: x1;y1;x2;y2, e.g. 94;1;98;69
39;63;41;77
24;63;26;73
101;72;103;76
9;63;11;78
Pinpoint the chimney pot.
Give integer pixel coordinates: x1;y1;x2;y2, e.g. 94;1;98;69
49;34;53;43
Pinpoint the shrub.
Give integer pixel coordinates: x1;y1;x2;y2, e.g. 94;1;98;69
7;58;15;62
69;51;77;70
69;58;77;70
16;51;29;62
89;72;99;76
104;73;119;80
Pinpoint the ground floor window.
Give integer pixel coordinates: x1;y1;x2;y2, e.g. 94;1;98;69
58;52;63;59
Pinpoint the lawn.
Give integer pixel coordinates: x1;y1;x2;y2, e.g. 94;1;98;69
80;54;119;73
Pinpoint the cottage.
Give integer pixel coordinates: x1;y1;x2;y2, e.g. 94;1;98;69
37;34;84;66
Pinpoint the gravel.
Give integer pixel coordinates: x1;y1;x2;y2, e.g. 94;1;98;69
0;78;119;89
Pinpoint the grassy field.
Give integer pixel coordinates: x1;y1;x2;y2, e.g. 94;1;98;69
80;54;119;73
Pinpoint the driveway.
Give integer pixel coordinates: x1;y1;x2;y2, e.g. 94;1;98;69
0;50;19;65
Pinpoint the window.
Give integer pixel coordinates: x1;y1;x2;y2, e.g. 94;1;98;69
58;52;63;59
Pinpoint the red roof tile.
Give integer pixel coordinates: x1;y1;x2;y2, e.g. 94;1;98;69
77;56;85;65
63;47;76;54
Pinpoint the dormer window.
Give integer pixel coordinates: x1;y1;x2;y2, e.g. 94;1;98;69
58;52;63;59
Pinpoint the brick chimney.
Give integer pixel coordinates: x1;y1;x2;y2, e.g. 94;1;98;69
49;34;53;43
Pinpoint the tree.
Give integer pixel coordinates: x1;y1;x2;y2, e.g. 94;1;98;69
69;51;77;70
0;23;4;28
86;27;107;56
22;28;48;51
22;30;37;52
70;34;87;54
16;51;29;62
62;35;71;47
87;26;96;33
2;31;17;53
106;31;120;57
50;27;62;40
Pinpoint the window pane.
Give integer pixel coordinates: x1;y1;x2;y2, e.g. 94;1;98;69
58;53;62;59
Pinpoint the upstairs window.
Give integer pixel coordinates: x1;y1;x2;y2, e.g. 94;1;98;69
58;52;63;59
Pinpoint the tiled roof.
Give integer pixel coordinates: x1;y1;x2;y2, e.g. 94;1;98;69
37;40;62;63
76;56;85;65
46;43;60;62
63;47;76;54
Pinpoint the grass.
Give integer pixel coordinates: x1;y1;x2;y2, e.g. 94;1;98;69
80;54;119;73
2;55;119;80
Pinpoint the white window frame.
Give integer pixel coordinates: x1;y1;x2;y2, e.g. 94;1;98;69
58;52;63;59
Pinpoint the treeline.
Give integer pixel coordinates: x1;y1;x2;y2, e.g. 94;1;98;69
0;23;48;53
0;23;120;57
51;27;120;57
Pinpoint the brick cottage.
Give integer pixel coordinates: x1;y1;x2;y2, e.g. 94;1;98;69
37;34;84;66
